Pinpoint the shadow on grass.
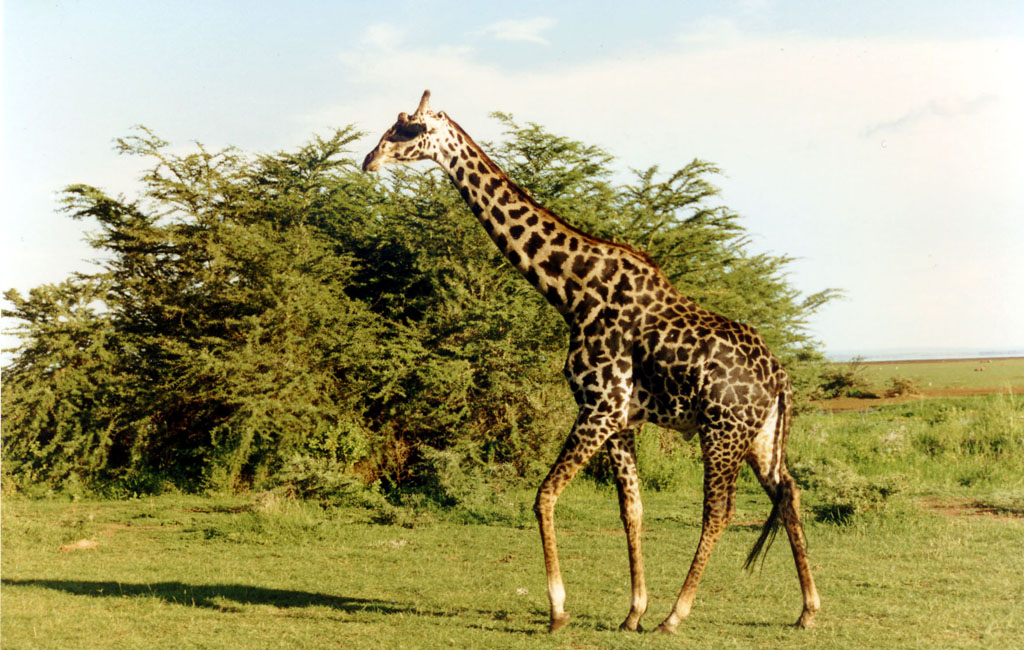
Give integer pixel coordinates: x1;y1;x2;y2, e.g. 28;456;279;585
1;578;414;614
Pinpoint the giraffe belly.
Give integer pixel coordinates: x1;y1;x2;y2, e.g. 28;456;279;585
651;408;700;439
629;386;700;439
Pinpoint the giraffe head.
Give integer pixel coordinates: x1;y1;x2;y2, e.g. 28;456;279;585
362;90;451;172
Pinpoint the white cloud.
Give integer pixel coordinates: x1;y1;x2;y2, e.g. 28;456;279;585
362;22;406;50
863;94;998;137
677;16;743;46
479;17;556;44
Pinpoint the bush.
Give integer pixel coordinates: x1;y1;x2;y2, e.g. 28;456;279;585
273;455;366;502
885;376;921;397
2;121;837;496
634;426;702;491
812;357;876;399
394;446;530;525
791;458;906;524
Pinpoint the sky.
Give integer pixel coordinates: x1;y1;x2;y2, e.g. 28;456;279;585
3;0;1023;358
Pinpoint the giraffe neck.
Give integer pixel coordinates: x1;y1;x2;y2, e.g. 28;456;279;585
435;118;645;317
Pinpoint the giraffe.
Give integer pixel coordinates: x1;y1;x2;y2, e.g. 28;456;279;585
362;90;820;634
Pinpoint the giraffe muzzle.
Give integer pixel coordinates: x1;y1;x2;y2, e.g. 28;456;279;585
362;150;382;173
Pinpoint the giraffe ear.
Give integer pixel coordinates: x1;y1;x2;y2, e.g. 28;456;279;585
414;90;431;116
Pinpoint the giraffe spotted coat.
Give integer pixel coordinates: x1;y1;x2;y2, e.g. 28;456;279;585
363;91;819;634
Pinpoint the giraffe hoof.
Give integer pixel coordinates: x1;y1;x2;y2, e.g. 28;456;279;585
618;620;643;633
654;622;677;635
548;613;571;633
795;612;816;629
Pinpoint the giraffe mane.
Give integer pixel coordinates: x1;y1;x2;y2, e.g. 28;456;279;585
445;117;663;274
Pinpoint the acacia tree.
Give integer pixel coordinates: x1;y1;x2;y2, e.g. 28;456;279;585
2;277;126;488
4;128;386;491
2;117;836;495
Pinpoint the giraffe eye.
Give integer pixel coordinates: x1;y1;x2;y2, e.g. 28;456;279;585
391;123;426;141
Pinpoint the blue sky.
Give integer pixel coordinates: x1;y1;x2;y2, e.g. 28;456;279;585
3;1;1023;356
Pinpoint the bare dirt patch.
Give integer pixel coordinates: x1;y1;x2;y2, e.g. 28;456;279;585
918;498;1024;520
813;385;1023;413
56;522;173;552
58;539;100;552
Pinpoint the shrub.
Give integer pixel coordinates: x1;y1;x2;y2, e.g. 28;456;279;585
813;357;876;399
791;458;906;524
885;376;921;397
634;426;702;492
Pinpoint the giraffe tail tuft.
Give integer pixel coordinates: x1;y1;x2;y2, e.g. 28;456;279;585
744;490;782;571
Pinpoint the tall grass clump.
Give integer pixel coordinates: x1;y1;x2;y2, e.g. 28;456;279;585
790;457;907;524
791;394;1024;512
812;357;876;399
905;394;1023;489
634;425;703;491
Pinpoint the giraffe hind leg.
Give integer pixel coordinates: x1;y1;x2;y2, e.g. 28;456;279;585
779;468;820;627
746;421;820;627
655;447;744;634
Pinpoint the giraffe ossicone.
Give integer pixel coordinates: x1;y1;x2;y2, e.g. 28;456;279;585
363;90;820;634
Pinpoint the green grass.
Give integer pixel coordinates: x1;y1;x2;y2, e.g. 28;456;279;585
4;394;1024;648
3;487;1022;649
791;394;1024;499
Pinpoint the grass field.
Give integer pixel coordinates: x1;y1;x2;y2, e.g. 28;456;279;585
858;356;1024;392
3;368;1023;649
815;357;1024;412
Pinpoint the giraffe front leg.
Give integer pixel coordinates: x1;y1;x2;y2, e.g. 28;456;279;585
606;431;647;632
534;477;571;633
534;409;619;633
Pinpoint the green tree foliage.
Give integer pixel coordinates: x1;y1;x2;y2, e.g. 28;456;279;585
2;117;836;496
2;277;125;487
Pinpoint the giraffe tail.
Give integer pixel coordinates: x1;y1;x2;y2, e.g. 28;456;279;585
744;496;781;571
743;390;790;571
